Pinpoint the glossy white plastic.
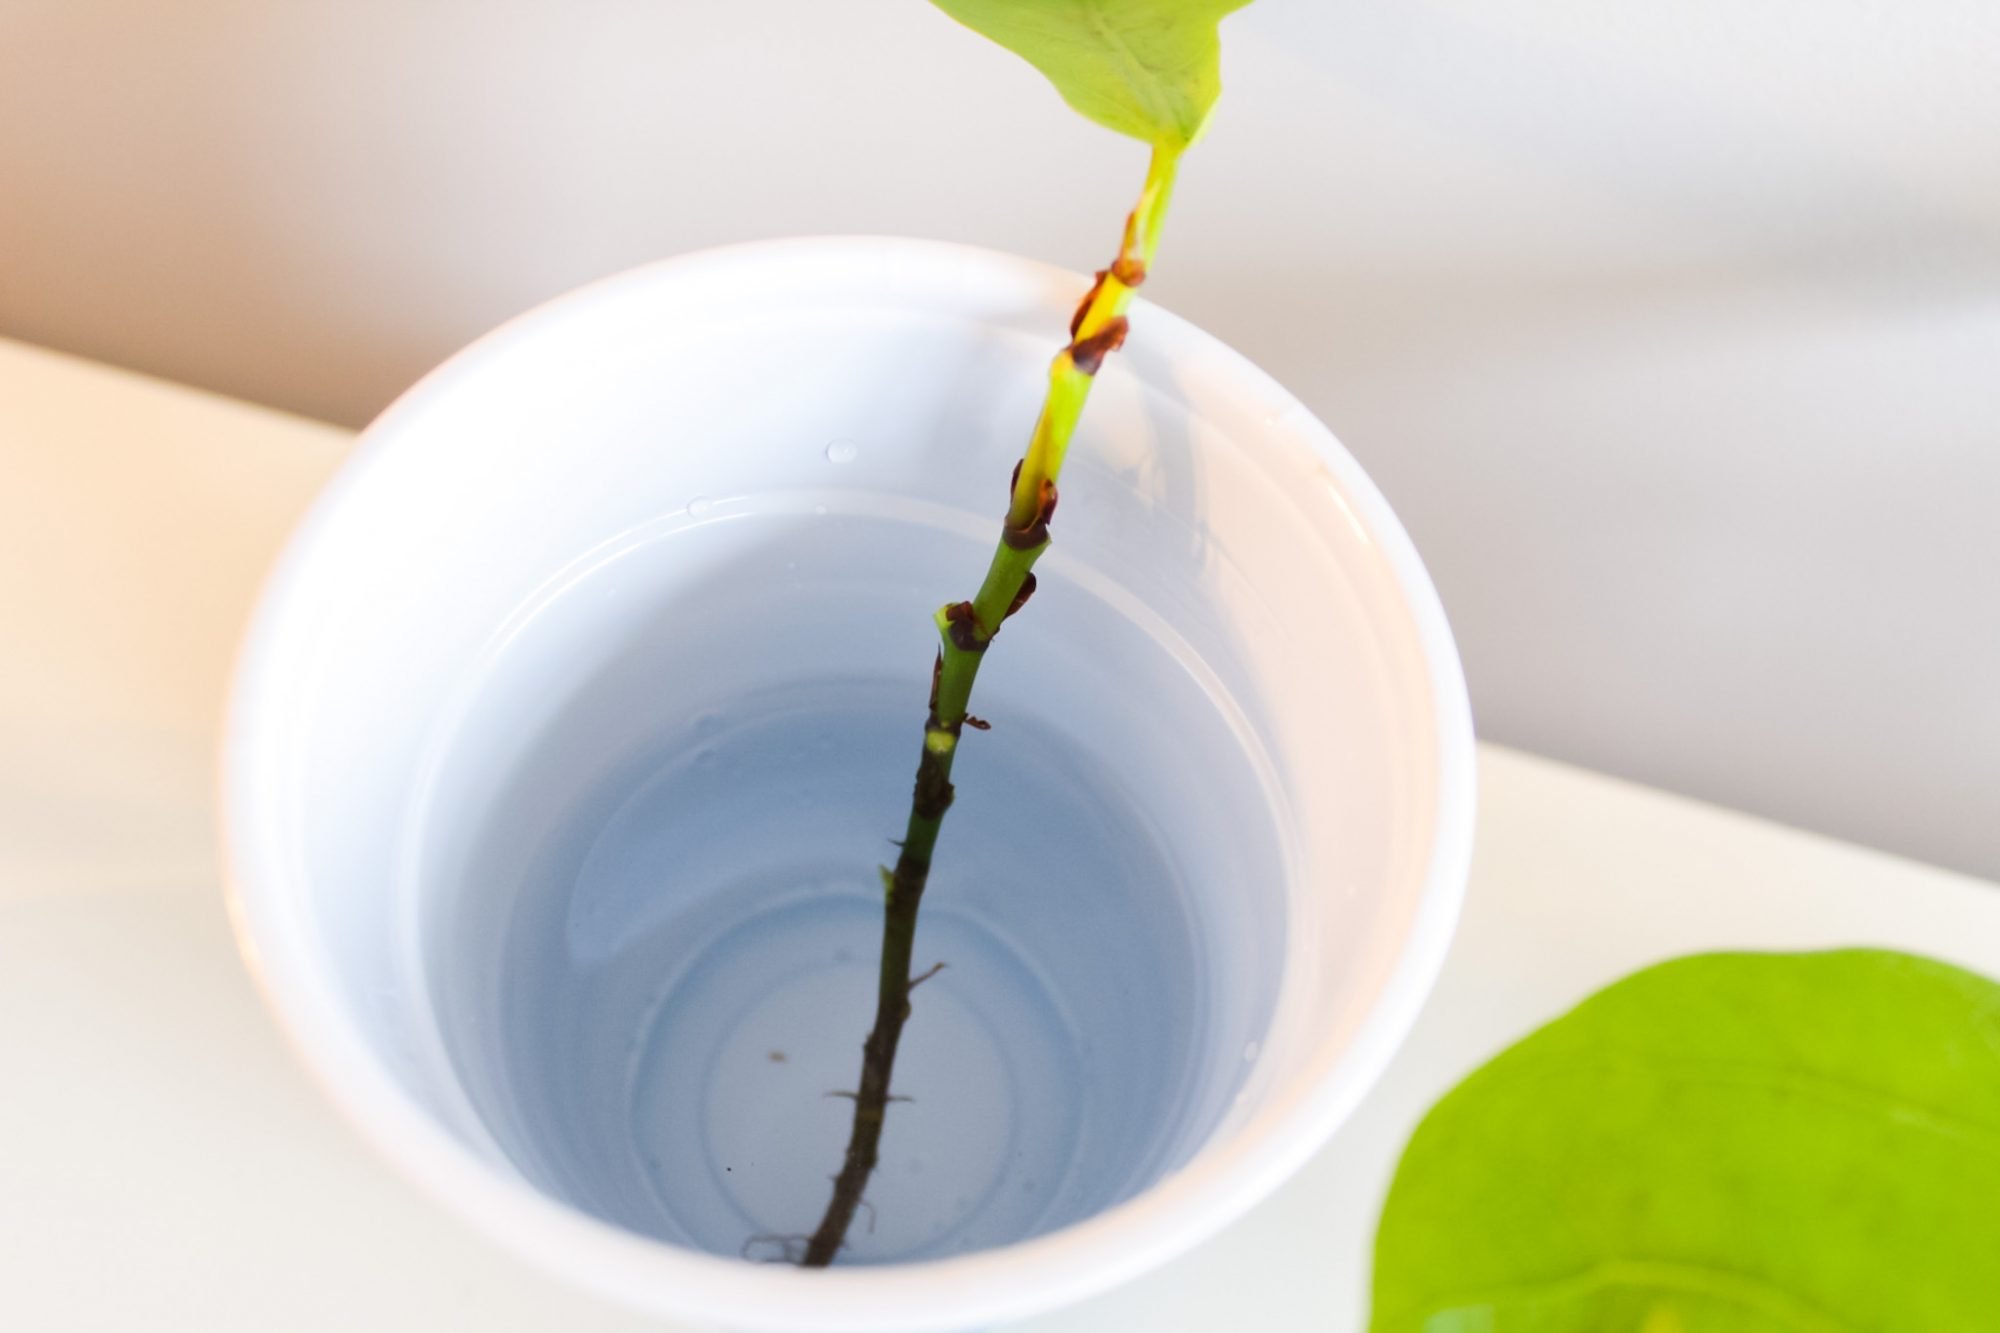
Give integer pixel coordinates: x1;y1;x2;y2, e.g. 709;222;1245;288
222;238;1474;1331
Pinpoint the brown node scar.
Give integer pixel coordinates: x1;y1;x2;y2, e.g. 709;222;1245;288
942;600;987;653
963;715;991;731
1111;255;1147;287
1002;522;1044;551
1069;316;1129;376
1002;479;1060;551
1006;571;1038;619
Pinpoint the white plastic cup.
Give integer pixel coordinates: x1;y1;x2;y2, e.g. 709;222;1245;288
223;237;1474;1331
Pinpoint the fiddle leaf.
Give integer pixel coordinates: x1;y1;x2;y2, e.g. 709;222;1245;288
1373;949;2000;1331
930;0;1252;149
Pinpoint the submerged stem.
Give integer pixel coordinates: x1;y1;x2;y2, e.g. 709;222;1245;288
799;145;1182;1268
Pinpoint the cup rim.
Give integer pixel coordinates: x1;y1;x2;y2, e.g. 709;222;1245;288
220;235;1475;1331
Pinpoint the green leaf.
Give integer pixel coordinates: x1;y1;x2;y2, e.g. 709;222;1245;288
1372;950;2000;1332
930;0;1252;149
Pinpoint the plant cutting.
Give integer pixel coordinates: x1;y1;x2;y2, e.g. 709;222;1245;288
221;0;1477;1325
796;0;1251;1268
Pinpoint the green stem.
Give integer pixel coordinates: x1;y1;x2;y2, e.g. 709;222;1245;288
799;143;1182;1268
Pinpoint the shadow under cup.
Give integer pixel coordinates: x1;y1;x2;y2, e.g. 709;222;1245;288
229;240;1459;1312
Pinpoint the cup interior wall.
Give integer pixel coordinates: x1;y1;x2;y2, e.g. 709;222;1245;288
248;245;1447;1277
412;495;1291;1262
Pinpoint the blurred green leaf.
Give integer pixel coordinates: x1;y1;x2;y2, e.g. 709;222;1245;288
1373;950;2000;1331
930;0;1251;149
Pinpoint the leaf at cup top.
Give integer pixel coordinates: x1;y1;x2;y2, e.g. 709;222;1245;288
930;0;1253;150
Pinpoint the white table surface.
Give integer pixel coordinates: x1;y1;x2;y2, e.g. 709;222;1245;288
4;334;1995;1332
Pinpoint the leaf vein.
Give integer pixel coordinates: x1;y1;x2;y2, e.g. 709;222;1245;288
1486;1051;2000;1161
1397;1257;1865;1333
1077;1;1180;142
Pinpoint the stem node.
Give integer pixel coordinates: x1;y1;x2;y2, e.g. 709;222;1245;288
1068;316;1128;376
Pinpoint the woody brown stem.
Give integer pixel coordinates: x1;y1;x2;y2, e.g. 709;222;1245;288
797;144;1181;1267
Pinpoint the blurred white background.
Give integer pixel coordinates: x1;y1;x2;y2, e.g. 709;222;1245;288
3;0;1994;877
